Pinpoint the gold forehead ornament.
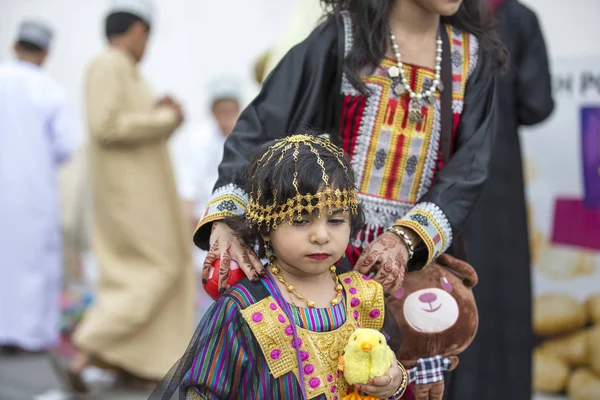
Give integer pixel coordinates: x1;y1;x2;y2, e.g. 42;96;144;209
246;134;358;230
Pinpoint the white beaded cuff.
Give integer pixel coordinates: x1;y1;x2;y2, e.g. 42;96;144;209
194;184;249;233
394;202;453;265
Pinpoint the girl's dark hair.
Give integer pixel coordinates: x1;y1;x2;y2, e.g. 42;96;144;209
225;133;365;258
105;12;151;40
320;0;508;94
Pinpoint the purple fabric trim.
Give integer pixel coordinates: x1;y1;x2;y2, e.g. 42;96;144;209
266;271;308;400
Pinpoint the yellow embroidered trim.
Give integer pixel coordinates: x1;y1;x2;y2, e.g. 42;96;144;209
395;219;436;265
240;271;385;400
195;211;234;231
359;75;388;191
460;30;470;96
355;275;385;330
194;194;248;233
395;207;449;265
186;389;201;400
419;209;448;250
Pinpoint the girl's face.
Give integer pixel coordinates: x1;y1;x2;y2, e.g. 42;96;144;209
265;207;352;276
410;0;463;16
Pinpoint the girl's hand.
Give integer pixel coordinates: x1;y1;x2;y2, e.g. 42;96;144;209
355;232;407;293
357;360;405;399
202;221;265;292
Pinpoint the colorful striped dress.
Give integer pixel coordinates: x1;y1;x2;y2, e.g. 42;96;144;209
177;271;394;400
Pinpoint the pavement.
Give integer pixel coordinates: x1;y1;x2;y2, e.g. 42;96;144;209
0;351;570;400
0;352;152;400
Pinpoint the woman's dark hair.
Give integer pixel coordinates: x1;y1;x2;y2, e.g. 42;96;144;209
321;0;508;94
16;40;44;53
105;12;151;40
225;133;365;258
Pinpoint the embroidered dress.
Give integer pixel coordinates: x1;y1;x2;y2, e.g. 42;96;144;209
192;12;495;272
150;271;401;400
338;17;479;265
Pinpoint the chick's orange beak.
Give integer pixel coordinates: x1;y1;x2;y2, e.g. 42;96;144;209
361;342;372;352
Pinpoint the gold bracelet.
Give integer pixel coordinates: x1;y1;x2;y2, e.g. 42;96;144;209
388;360;408;399
386;226;414;260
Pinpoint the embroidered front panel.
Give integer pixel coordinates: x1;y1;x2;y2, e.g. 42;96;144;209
349;66;443;205
339;12;478;253
395;202;453;264
240;272;384;400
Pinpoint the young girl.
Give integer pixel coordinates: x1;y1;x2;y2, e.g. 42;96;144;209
150;134;405;399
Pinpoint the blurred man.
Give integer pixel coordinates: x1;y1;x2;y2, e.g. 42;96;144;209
168;78;241;321
64;0;194;392
0;21;77;353
173;78;241;244
447;1;554;400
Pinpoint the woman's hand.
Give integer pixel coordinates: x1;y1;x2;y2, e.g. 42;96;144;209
357;360;406;399
202;221;265;292
355;232;408;293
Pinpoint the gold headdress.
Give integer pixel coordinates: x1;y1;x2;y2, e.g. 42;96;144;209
246;134;358;230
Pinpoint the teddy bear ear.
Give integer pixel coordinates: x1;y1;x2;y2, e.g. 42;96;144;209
437;254;478;288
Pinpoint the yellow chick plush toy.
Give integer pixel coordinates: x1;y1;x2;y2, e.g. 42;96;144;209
341;328;395;400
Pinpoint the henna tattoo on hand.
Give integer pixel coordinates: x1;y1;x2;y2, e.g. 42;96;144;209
378;232;401;249
218;246;232;293
210;238;221;253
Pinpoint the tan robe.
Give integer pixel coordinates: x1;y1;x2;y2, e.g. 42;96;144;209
73;47;194;380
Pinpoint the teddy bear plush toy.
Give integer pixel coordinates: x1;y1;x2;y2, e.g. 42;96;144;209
386;254;479;400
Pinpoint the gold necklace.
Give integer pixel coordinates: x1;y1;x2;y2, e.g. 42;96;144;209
271;263;343;308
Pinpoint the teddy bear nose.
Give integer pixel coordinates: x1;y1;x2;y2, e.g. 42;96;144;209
419;292;438;303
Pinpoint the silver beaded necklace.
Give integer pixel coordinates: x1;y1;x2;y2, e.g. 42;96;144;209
388;30;444;123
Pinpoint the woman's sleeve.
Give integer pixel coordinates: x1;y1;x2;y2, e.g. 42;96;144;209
193;18;341;250
395;43;498;269
149;296;257;400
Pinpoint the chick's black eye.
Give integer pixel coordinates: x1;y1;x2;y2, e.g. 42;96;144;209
354;337;357;341
379;340;382;344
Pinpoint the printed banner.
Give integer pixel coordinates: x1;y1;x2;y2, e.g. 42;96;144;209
524;59;600;400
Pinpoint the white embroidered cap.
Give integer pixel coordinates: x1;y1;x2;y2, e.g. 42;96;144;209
108;0;154;25
207;76;242;105
17;20;53;49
